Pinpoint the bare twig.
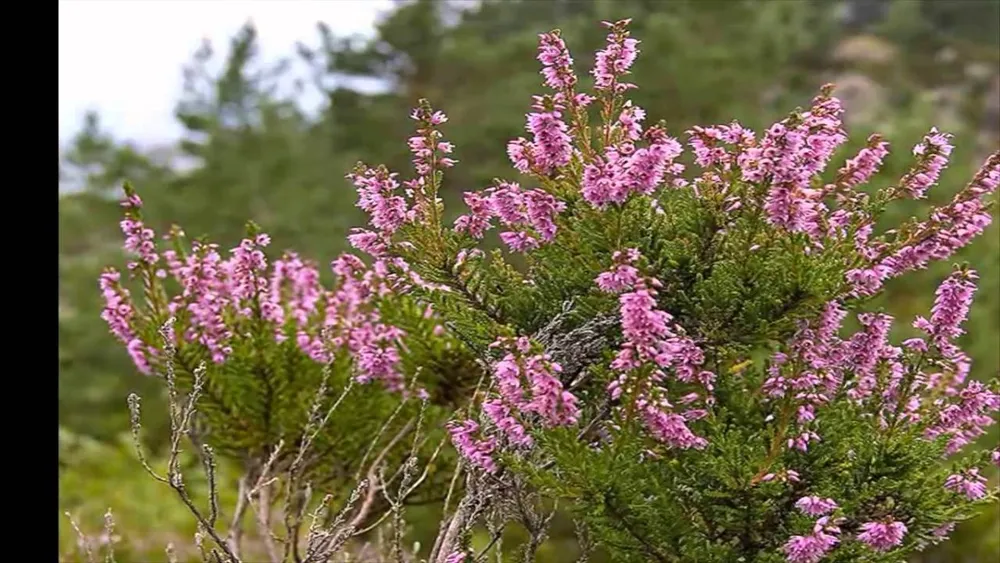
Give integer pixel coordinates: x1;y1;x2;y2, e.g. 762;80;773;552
247;441;285;563
226;473;252;558
574;519;595;563
202;445;220;529
125;320;242;563
256;483;282;563
284;355;354;559
165;542;180;563
127;394;167;484
65;511;97;563
473;523;505;563
103;509;117;563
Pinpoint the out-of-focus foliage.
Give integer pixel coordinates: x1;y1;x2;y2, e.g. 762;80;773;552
59;0;998;561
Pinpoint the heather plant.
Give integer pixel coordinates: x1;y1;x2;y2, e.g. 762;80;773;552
89;17;1000;563
339;19;1000;563
89;181;487;561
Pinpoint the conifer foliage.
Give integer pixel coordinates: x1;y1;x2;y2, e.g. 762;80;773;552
98;17;999;563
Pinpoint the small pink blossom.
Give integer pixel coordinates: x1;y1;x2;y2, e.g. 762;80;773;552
856;518;907;551
795;496;839;516
944;468;989;500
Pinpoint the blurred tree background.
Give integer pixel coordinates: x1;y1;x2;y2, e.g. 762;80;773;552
59;0;999;560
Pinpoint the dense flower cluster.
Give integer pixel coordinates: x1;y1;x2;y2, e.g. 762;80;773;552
856;518;908;552
945;468;989;500
100;187;409;390
795;496;839;517
100;268;150;374
348;100;457;262
447;336;580;470
757;265;999;467
846;152;999;297
594;249;713;450
783;517;842;563
740;88;847;239
454;180;566;251
447;418;498;474
827;133;889;195
900;128;954;199
581;123;684;208
592;19;640;93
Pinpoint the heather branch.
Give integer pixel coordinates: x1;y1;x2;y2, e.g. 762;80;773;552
473;523;505;563
281;347;354;559
126;319;240;562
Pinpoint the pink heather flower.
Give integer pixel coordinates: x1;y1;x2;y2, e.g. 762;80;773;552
265;252;322;334
126;337;152;375
832;134;889;193
119;217;159;269
580;127;683;208
226;237;269;313
900;128;953;199
461;181;564;251
944;468;989;500
349;165;409;236
347;228;388;257
523;189;566;241
525;110;572;174
783;518;841;563
856;518;907;551
537;30;576;91
687;122;755;171
507;138;534;174
454;191;493;239
120;192;142;209
845;312;893;403
581;158;617;208
176;242;234;363
443;552;466;563
925;380;1000;455
795;496;839;517
489;337;580;428
596;249;641;293
602;257;713;447
917;268;977;347
352;326;405;390
617;101;645;141
992;448;1000;467
789;430;821;452
762;469;801;484
626;128;683;195
783;534;836;563
932;522;956;541
499;231;539;252
99;269;138;345
596;263;641;293
639;403;707;450
593;19;639;93
616;288;673;367
447;419;497;474
844;265;892;298
872;154;997;285
743;88;845;239
483;398;533;448
408;103;456;178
